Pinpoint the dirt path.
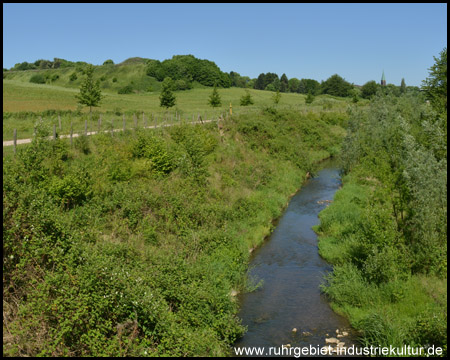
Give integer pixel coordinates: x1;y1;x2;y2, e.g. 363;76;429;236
3;119;218;147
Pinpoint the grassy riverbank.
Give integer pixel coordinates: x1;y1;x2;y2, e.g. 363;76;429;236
3;108;347;356
314;91;447;355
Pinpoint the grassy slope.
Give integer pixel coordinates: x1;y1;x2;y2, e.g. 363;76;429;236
3;108;348;356
3;66;364;141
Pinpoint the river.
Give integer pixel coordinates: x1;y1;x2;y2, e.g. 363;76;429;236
234;159;357;356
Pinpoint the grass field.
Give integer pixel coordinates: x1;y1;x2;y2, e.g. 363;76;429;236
3;78;364;141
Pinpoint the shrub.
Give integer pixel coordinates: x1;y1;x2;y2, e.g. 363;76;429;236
69;72;78;81
305;92;315;104
74;135;91;155
118;85;133;94
30;73;46;84
49;173;91;209
132;133;174;175
240;90;254;106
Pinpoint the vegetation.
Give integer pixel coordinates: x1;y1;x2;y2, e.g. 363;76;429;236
146;54;231;88
208;85;221;108
320;74;353;97
3;105;347;356
305;91;315;105
315;48;447;355
239;90;254;106
75;64;103;113
421;47;447;114
272;90;281;105
4;51;442;356
159;78;176;109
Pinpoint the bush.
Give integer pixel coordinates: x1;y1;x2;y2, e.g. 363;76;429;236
69;72;78;81
118;85;133;94
30;73;46;84
74;135;91;155
49;173;91;209
240;90;254;106
132;133;174;175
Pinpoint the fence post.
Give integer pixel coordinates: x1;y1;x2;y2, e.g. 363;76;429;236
13;129;17;155
58;114;61;130
143;112;146;128
123;114;126;132
155;114;157;129
111;118;114;137
134;113;137;129
53;124;56;140
70;125;73;146
85;120;88;136
99;114;102;133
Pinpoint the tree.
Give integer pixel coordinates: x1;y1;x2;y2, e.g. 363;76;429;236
208;85;221;107
299;78;320;95
159;77;176;109
75;64;103;113
361;80;379;99
400;78;406;94
240;90;254;106
288;78;301;93
421;47;447;113
272;90;281;105
321;74;353;97
280;73;289;93
305;91;315;104
255;73;266;90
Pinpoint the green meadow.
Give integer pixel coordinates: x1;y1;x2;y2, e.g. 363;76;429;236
3;76;360;142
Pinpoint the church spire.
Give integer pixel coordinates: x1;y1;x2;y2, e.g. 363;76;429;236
381;70;386;86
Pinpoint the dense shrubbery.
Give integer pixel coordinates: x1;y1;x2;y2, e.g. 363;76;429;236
3;109;346;356
315;49;447;355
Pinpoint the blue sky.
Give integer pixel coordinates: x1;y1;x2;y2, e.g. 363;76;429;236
3;3;447;86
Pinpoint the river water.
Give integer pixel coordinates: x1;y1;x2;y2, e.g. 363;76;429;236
234;159;357;355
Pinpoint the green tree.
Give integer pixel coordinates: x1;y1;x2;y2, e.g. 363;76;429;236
75;64;103;113
208;85;222;107
159;77;176;109
421;47;447;113
321;74;353;97
240;89;254;106
288;78;301;93
280;73;289;93
400;78;406;94
361;80;378;99
299;78;321;95
272;90;281;105
305;91;315;104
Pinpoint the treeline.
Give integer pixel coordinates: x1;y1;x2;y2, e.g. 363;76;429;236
6;58;89;71
316;48;447;353
6;55;418;99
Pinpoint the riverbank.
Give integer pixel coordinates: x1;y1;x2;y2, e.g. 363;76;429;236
314;92;447;355
3;108;348;356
